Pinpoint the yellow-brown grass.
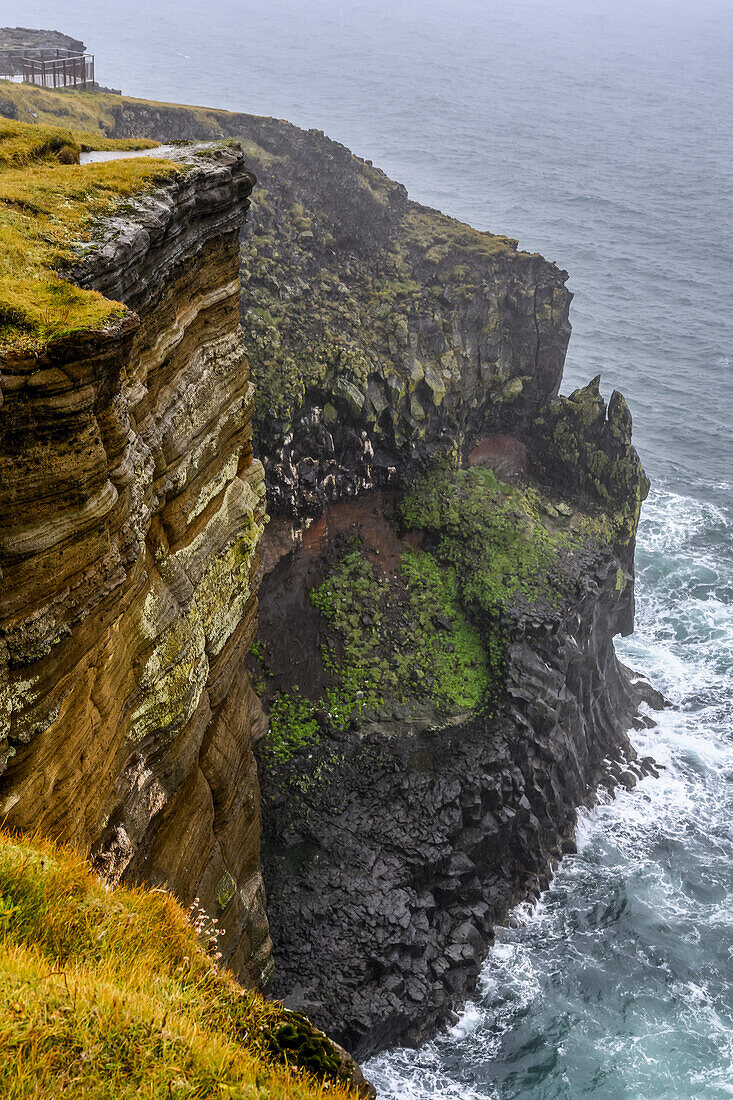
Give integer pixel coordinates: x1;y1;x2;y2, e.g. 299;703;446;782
0;830;354;1099
0;117;174;350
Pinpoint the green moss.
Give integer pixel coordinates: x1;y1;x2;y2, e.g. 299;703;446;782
265;1014;343;1082
403;208;518;266
399;466;612;622
263;540;492;763
532;379;649;544
267;689;321;764
260;465;611;767
399;549;492;705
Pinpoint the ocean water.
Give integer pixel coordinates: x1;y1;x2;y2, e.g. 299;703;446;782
16;0;733;1094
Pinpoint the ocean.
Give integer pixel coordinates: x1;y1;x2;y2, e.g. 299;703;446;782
17;0;733;1094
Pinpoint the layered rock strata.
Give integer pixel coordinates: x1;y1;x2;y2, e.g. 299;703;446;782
0;143;272;986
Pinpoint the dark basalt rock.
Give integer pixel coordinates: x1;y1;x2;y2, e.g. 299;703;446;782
254;362;654;1057
259;519;663;1058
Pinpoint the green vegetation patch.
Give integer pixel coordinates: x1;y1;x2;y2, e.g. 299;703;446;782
0;829;359;1099
0;117;175;350
399;465;613;621
262;540;491;764
403;207;518;267
257;471;616;766
267;688;322;764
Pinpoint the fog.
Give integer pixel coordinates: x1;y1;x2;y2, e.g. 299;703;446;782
11;1;733;151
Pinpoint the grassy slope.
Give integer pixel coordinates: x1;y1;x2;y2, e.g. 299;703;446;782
0;81;227;136
0;115;168;350
0;830;357;1099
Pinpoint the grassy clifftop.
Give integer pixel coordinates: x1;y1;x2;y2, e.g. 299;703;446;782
0;116;167;350
0;830;365;1098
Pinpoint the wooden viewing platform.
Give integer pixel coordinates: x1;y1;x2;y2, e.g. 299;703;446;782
0;46;94;88
21;52;95;89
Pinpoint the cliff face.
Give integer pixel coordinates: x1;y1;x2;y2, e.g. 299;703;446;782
0;84;657;1068
255;383;655;1057
0;142;272;987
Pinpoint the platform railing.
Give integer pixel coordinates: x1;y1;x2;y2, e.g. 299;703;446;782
18;53;95;89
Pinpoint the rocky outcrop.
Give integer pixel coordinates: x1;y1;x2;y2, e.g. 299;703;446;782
0;27;84;52
255;388;654;1058
0;143;272;986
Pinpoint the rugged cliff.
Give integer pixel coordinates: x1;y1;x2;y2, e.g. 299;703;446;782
253;381;655;1057
0;126;271;988
0;84;659;1069
0;81;572;517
